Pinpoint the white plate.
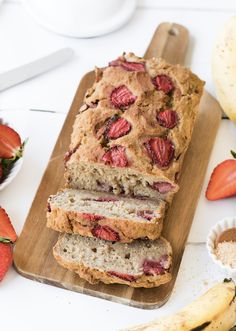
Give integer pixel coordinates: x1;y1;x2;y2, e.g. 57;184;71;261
21;0;137;38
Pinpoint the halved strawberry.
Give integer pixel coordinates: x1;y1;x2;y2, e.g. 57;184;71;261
157;109;178;129
107;117;131;139
0;242;12;281
145;137;174;168
110;85;137;109
0;124;22;159
91;225;120;241
137;210;154;221
102;146;128;167
152;75;174;94
0;207;17;243
81;213;104;222
206;159;236;200
151;181;174;193
107;271;136;282
142;259;165;276
109;58;145;72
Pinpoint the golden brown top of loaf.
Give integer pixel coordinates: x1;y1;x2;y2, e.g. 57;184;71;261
67;52;205;182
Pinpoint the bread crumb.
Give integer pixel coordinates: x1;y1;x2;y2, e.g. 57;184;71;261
216;241;236;268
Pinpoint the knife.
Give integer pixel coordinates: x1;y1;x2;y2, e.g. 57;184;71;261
0;48;74;92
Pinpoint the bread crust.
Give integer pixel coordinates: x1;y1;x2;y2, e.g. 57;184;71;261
47;206;164;243
53;239;172;288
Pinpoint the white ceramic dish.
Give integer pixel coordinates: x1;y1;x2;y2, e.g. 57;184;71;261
207;217;236;281
0;158;23;191
21;0;137;38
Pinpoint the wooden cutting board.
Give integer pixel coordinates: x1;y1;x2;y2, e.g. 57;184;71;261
13;23;222;309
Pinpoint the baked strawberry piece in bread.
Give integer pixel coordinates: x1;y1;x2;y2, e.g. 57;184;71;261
65;53;204;202
47;189;166;243
53;234;172;288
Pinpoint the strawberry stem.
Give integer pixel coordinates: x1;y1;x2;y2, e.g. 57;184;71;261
230;150;236;159
0;237;12;244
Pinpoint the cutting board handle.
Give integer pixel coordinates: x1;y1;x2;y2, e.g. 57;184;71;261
144;23;189;65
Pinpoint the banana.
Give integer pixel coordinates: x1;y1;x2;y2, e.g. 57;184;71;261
124;280;236;331
212;16;236;123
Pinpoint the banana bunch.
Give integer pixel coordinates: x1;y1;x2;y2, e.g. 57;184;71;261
124;279;236;331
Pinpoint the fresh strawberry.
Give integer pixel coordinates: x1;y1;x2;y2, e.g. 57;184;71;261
152;75;174;94
145;137;174;168
157;109;178;129
0;124;22;159
142;259;165;276
109;58;145;72
81;213;104;222
91;225;120;241
0;242;12;281
102;146;128;167
107;271;136;282
151;181;174;193
137;210;154;221
110;85;137;109
0;207;17;243
206;157;236;200
107;117;131;139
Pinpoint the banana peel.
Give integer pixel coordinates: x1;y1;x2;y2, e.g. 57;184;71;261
124;279;236;331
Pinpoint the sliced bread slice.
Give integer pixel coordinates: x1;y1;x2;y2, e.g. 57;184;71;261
47;189;166;243
53;234;172;288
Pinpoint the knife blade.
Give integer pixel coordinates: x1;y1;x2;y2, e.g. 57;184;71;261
0;108;65;114
0;48;74;92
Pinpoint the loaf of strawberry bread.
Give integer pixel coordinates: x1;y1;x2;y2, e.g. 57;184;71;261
53;233;172;288
47;189;166;243
64;53;205;202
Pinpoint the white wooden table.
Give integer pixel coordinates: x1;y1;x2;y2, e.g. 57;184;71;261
0;1;236;330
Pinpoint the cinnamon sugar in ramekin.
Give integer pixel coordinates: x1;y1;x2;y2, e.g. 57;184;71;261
207;217;236;281
215;241;236;269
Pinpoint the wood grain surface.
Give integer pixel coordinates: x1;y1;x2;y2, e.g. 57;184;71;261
13;23;222;309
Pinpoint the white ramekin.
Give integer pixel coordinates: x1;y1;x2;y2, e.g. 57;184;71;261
207;217;236;281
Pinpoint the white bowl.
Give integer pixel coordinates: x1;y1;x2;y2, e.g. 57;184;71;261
0;158;23;191
207;217;236;281
22;0;137;38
